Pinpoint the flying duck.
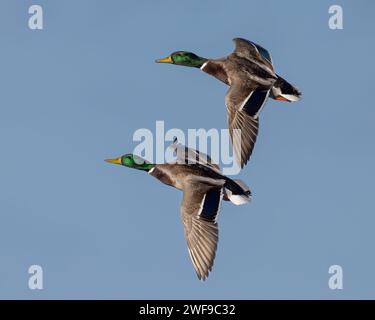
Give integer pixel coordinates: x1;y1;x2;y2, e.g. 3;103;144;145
156;38;301;168
105;140;251;280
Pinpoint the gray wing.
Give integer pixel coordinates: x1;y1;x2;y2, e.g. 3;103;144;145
169;139;222;174
181;184;223;280
233;38;273;69
226;83;270;167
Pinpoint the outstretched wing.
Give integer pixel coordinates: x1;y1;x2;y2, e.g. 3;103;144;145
169;138;222;173
226;83;270;167
233;38;273;69
181;184;223;280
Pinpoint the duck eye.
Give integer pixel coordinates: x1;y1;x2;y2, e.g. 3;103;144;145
123;157;132;166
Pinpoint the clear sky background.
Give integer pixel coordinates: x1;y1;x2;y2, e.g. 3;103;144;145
1;0;374;299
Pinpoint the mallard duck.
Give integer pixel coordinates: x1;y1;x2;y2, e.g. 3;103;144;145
105;140;251;280
156;38;301;168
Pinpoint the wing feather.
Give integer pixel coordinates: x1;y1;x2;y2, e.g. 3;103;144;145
181;186;223;280
233;38;273;68
226;83;269;167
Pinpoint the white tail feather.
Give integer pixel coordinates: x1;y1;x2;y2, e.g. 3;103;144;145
280;93;300;102
225;179;251;205
224;188;250;205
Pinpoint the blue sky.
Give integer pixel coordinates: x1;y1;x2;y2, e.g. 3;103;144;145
0;0;374;299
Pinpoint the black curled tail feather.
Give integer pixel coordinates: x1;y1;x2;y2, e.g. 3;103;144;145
223;179;251;205
271;76;301;101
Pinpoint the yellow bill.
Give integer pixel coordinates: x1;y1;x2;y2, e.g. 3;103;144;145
155;56;173;64
105;157;122;165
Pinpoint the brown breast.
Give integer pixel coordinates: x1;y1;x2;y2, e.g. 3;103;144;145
201;60;230;85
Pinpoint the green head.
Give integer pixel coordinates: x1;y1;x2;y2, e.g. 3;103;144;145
156;51;207;68
105;154;155;172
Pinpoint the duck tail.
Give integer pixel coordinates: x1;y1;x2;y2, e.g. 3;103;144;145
271;75;301;102
223;179;251;205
